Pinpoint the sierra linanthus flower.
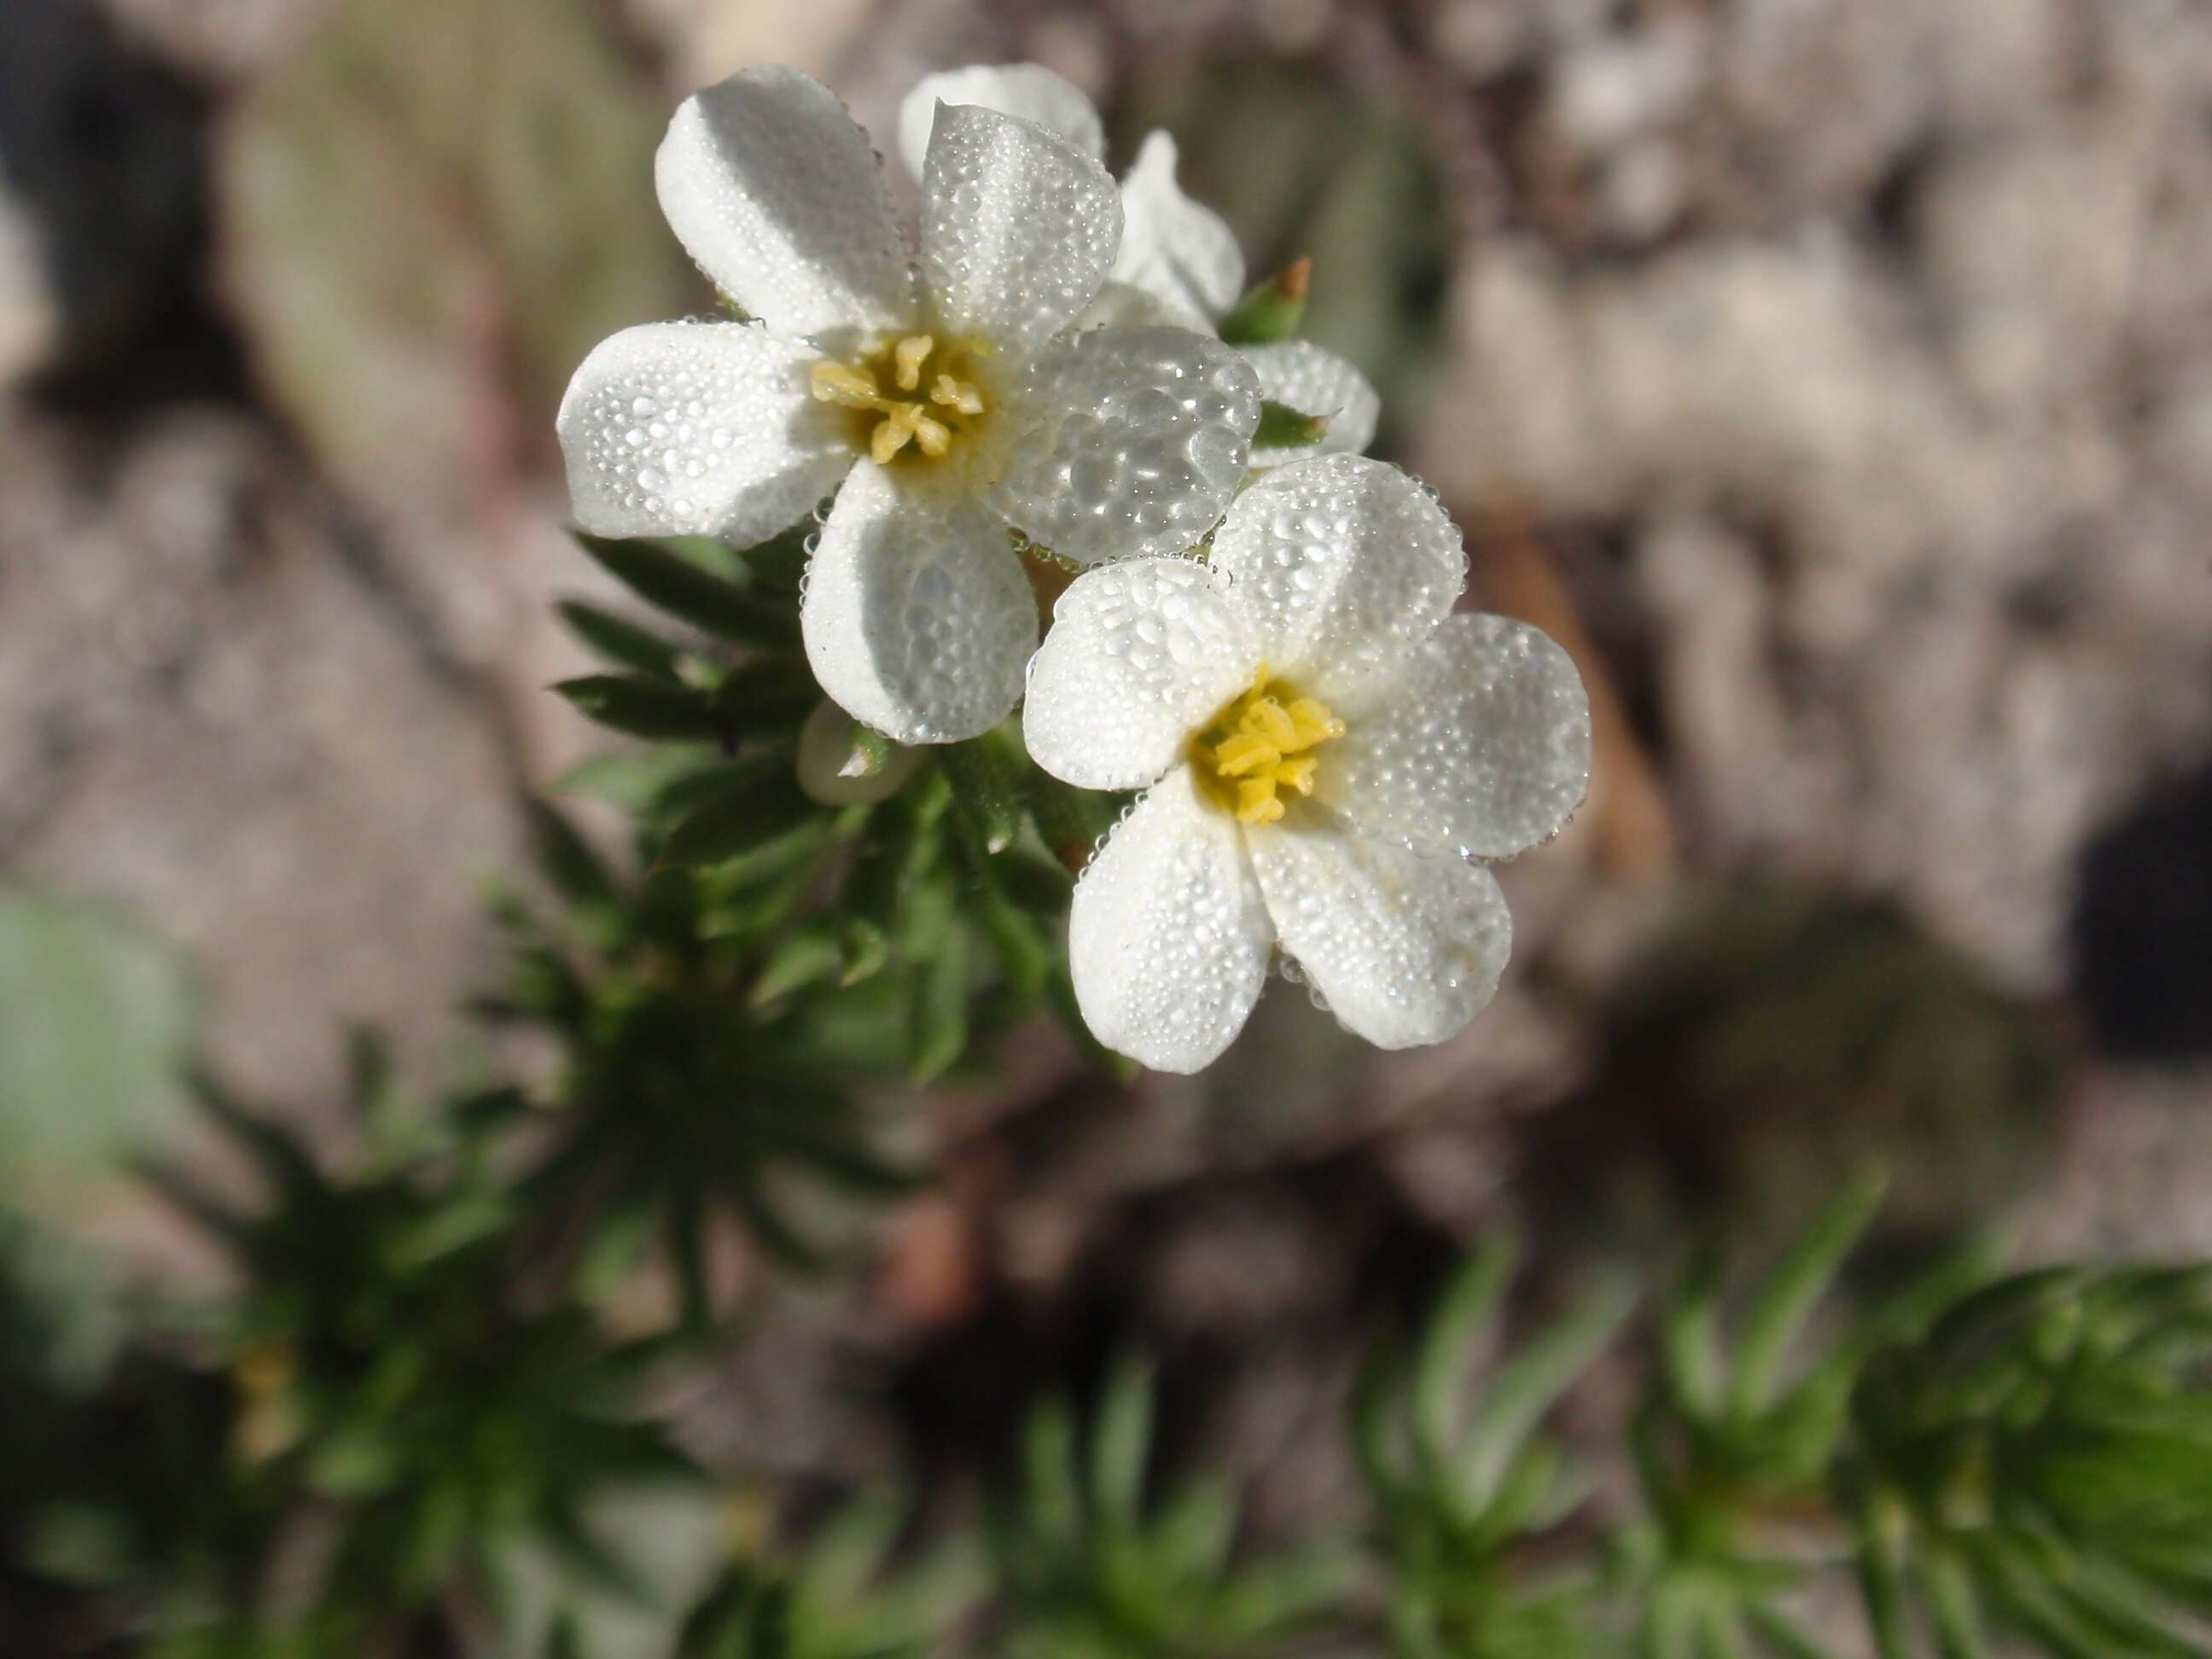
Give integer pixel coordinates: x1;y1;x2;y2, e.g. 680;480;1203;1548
558;67;1262;745
896;63;1381;466
1022;454;1592;1074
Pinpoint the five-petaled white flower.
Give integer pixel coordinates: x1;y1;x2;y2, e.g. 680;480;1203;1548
558;67;1263;745
897;64;1381;467
1023;454;1592;1074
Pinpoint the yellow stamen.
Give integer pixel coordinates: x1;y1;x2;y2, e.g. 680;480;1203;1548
931;374;986;415
1189;662;1347;824
811;358;884;409
870;405;919;464
809;334;992;469
894;334;934;391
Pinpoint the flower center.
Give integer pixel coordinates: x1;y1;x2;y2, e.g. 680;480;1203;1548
810;333;992;468
1189;663;1345;825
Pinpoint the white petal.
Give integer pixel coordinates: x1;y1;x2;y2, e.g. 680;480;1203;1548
1068;765;1274;1074
1070;279;1188;331
1109;131;1246;329
1249;826;1511;1051
800;461;1038;745
557;322;852;542
1023;557;1259;792
986;325;1260;566
897;63;1106;182
919;104;1121;353
1206;454;1465;707
1243;339;1381;462
1320;613;1592;859
656;67;914;342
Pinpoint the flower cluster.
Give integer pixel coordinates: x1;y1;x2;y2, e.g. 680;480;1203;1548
559;62;1592;1074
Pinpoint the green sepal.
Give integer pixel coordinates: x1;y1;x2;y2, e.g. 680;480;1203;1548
1254;400;1330;451
1218;257;1310;345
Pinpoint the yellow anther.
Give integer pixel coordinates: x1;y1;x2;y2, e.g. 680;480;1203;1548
811;358;884;408
1189;662;1346;824
813;336;990;467
1237;779;1286;824
1244;697;1298;749
1286;698;1344;747
894;334;934;391
932;374;987;415
1213;731;1279;777
870;405;921;464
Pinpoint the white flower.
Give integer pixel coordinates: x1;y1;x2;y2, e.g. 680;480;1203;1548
558;67;1263;745
898;64;1380;467
1022;454;1592;1074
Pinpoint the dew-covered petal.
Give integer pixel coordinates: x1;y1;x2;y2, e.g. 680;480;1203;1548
1024;557;1260;792
800;460;1039;745
1206;453;1465;707
1320;612;1592;859
986;325;1260;566
1243;339;1381;463
1248;825;1511;1051
656;67;915;342
897;63;1106;182
1071;278;1188;332
1068;765;1275;1074
557;322;853;541
1109;131;1246;330
919;103;1121;354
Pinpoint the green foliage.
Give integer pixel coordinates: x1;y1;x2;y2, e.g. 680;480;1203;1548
1844;1266;2212;1658
1355;1237;1631;1656
146;1047;697;1634
0;883;195;1174
673;1490;987;1659
476;525;1126;1320
992;1356;1356;1656
1621;1176;1900;1658
9;510;2209;1659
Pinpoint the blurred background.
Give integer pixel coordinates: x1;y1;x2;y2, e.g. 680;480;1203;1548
4;0;2212;1648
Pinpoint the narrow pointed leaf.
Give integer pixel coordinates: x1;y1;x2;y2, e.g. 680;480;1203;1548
573;533;797;647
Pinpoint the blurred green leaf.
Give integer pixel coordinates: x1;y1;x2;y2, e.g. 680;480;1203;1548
0;883;195;1179
556;674;723;742
560;598;687;682
573;534;800;651
219;0;695;518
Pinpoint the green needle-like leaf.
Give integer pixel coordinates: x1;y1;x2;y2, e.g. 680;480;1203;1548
573;533;798;649
1414;1236;1519;1470
1091;1357;1156;1533
556;672;722;740
1458;1278;1633;1511
558;597;686;681
1732;1174;1885;1417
